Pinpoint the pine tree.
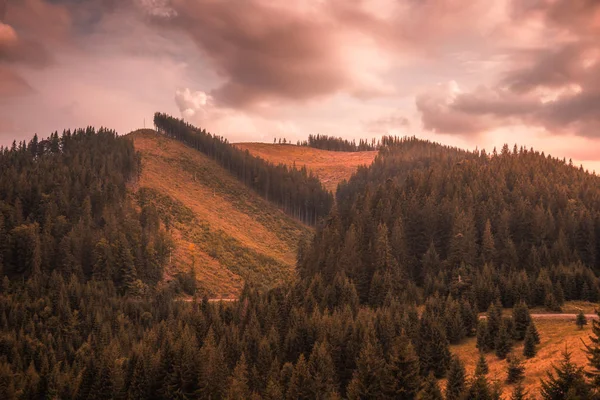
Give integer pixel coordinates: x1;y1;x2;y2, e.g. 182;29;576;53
445;355;467;400
128;355;149;400
540;347;592;399
307;342;338;398
486;301;503;348
382;336;421;399
481;219;496;265
528;320;540;344
506;356;525;384
523;323;537;359
512;302;531;340
495;320;513;359
584;309;600;386
226;354;250;400
510;383;529;400
286;354;312;400
576;310;587;330
415;310;451;378
477;320;493;353
346;340;385;399
475;353;489;376
417;372;443;400
465;373;494;400
197;331;229;400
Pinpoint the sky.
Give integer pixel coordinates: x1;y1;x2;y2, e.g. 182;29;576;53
1;0;599;172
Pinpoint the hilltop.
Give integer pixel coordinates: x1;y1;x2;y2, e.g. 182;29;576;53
130;129;311;297
235;142;377;192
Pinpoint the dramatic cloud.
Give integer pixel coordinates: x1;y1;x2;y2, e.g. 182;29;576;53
416;0;600;138
0;0;599;167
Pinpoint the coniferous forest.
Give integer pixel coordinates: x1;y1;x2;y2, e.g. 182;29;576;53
2;126;600;399
297;134;379;152
153;113;333;225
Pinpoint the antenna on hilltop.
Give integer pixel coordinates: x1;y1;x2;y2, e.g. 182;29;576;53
144;118;146;129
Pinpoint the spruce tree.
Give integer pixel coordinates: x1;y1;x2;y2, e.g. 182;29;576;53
477;320;493;353
445;355;467;400
465;373;494;400
486;301;503;349
382;337;421;399
506;356;525;384
346;340;385;399
512;302;531;340
415;310;451;378
510;383;528;400
576;310;587;330
475;353;489;376
495;320;513;359
540;347;592;400
584;309;600;386
529;320;540;344
523;324;537;359
307;342;338;398
286;354;312;400
226;354;250;400
417;372;443;400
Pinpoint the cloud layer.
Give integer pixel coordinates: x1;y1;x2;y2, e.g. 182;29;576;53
0;0;599;169
416;0;600;138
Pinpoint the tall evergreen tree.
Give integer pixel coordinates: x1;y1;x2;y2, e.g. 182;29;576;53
584;309;600;387
475;353;489;376
346;340;386;400
382;336;421;399
523;324;537;359
417;373;443;400
512;302;531;340
506;356;525;384
495;320;513;359
540;347;592;400
445;355;467;400
226;354;251;400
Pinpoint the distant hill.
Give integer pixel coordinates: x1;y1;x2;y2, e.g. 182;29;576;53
234;142;377;192
130;130;311;297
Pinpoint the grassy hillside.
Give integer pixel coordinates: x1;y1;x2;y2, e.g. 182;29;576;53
451;309;597;398
235;142;377;192
130;130;311;297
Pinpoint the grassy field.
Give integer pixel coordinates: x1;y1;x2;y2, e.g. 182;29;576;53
130;130;311;297
450;305;598;399
234;142;377;192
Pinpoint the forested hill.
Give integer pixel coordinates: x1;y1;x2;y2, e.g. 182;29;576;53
298;134;378;152
301;137;600;309
0;128;170;290
154;113;333;225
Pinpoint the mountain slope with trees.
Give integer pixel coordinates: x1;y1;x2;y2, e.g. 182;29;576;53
153;113;334;225
301;137;600;310
130;129;311;297
3;128;600;399
234;142;377;192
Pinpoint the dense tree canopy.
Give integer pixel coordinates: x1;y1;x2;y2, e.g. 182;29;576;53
297;134;378;152
3;128;600;398
301;137;600;309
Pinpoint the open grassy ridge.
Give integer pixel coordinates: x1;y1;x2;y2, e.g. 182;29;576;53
235;142;377;192
130;130;311;297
